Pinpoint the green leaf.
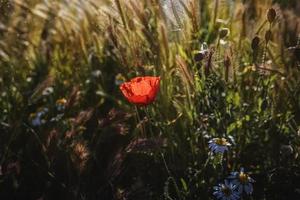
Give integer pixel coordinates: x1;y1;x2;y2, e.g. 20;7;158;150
180;178;188;192
233;92;241;107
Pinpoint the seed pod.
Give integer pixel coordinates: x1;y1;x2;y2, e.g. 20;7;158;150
265;30;272;43
219;28;230;39
267;8;276;23
251;36;260;50
193;50;207;62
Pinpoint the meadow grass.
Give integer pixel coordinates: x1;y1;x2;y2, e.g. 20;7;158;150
0;0;300;199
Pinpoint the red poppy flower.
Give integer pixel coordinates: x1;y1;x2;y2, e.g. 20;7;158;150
120;76;160;105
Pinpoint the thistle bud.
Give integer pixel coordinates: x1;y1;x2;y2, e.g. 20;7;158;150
265;30;272;43
267;8;276;23
219;28;230;39
251;36;260;50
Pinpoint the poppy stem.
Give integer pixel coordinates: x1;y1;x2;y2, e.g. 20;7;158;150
144;107;154;138
135;106;145;137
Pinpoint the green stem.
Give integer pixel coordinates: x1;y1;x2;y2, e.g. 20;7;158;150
213;0;219;25
135;106;145;137
144;107;154;138
161;153;182;200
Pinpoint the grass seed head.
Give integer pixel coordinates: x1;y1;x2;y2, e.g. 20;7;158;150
267;8;276;23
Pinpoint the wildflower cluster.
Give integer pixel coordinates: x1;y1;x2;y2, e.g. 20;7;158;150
29;97;68;126
213;168;254;199
207;138;255;199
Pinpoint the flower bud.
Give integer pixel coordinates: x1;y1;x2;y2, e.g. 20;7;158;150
251;36;260;50
219;28;230;39
267;8;276;23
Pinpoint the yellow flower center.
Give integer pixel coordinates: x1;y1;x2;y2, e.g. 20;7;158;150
215;138;228;146
29;113;36;119
222;186;232;196
239;172;249;183
56;98;67;105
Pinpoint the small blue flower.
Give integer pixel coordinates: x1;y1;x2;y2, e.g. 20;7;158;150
227;168;255;195
208;138;231;154
31;115;42;126
30;108;48;127
213;180;240;200
56;98;67;111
